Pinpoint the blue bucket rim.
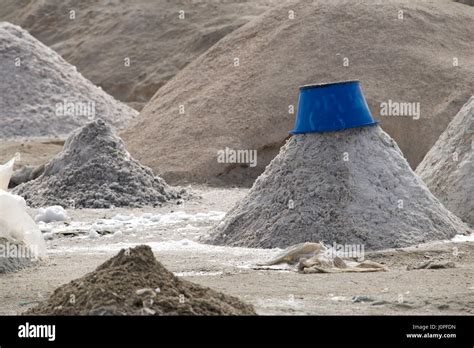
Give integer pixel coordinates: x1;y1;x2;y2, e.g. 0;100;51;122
299;79;360;91
289;120;378;135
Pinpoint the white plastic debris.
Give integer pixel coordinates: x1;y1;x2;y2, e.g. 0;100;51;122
0;154;16;190
88;229;100;239
35;206;69;223
0;156;46;258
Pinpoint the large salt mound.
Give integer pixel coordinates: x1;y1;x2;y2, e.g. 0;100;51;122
123;0;474;186
27;245;256;315
416;97;474;228
0;0;278;110
0;22;137;139
14;119;182;208
203;126;471;250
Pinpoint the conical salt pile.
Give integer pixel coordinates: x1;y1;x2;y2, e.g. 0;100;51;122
14;119;182;208
27;245;256;315
204;124;470;250
0;22;137;139
416;97;473;228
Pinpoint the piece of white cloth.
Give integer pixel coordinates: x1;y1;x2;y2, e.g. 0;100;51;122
0;156;14;191
0;156;46;258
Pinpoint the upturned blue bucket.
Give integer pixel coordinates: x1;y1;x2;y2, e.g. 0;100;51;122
290;80;378;134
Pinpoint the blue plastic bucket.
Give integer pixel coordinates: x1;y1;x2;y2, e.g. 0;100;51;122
290;80;378;134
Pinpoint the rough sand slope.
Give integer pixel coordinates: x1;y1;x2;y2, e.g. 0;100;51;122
14;120;182;208
416;97;474;227
123;0;474;186
0;22;137;139
204;126;470;249
0;0;279;110
0;140;63;168
27;245;256;315
455;0;474;6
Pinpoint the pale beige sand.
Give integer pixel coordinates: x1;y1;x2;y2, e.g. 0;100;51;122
0;139;63;168
0;0;280;110
123;0;474;186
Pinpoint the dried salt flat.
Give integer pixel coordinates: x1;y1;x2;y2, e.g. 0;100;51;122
46;238;284;274
41;211;225;239
40;203;472;263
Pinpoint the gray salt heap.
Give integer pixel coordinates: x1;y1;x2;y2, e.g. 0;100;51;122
14;119;182;208
0;22;137;139
204;126;471;250
0;238;32;274
416;97;473;228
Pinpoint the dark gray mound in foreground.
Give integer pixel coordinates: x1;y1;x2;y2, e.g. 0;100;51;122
204;126;471;250
416;97;474;228
27;245;256;315
14;119;182;208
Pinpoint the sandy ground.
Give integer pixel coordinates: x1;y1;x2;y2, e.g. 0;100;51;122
0;139;63;168
0;186;473;316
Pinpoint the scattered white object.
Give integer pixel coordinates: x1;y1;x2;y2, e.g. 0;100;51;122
135;288;156;297
330;296;348;302
112;214;134;222
451;234;474;243
174;271;224;277
0;190;47;258
37;222;53;233
35;206;68;223
0;155;15;190
0;155;46;258
88;229;100;239
43;233;54;241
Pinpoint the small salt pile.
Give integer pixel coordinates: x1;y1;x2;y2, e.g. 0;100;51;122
14;119;183;208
